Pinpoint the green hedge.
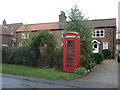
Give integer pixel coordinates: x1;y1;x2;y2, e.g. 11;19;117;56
2;46;41;67
2;46;14;64
102;49;112;59
93;53;104;64
2;46;63;69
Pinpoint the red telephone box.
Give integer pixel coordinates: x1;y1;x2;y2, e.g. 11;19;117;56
63;32;81;72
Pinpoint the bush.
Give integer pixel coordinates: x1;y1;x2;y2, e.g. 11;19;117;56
93;53;104;64
81;54;95;71
2;46;14;64
53;47;63;70
2;46;41;67
102;49;112;59
74;67;87;75
29;30;57;67
12;46;40;67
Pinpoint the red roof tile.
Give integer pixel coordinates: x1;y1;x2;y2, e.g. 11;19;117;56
16;18;116;32
16;22;61;32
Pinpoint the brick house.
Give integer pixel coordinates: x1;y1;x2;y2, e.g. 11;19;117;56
16;11;116;58
16;11;65;46
0;20;23;47
90;18;116;58
0;24;13;46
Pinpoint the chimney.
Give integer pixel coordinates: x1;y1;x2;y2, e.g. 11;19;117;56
59;11;66;25
3;19;7;26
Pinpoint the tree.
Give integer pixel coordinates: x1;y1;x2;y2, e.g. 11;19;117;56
64;5;94;70
29;30;57;67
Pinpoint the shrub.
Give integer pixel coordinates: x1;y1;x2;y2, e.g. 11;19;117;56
81;54;95;71
2;46;14;64
2;46;41;67
102;49;112;59
74;67;87;75
11;46;40;67
93;53;104;64
29;30;57;67
53;47;63;70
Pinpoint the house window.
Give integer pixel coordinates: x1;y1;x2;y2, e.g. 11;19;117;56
21;33;29;39
19;42;22;46
103;42;108;49
49;31;52;33
92;30;104;37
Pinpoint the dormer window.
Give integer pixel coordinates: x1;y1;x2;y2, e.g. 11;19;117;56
92;29;104;37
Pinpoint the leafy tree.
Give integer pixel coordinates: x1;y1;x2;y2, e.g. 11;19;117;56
29;30;57;67
64;5;94;70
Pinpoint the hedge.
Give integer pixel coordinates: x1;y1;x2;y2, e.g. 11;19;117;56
102;49;112;59
2;46;41;67
93;53;104;64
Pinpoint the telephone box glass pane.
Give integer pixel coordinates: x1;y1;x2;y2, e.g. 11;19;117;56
66;40;74;67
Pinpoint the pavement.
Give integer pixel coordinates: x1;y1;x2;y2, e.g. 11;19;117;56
2;59;119;88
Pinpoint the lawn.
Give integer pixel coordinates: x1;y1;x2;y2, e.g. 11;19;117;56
1;64;81;80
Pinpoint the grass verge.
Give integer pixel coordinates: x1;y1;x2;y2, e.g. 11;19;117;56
1;64;82;80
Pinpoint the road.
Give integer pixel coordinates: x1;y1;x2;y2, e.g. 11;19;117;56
2;59;119;88
2;76;71;88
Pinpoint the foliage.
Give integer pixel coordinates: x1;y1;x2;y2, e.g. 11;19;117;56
74;67;87;75
30;30;56;47
29;30;57;67
2;46;14;64
2;64;81;80
53;47;63;70
102;49;112;59
93;53;104;64
81;54;95;70
64;5;94;69
2;30;62;69
2;46;41;67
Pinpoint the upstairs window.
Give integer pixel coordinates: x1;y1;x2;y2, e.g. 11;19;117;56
92;30;104;37
21;33;29;39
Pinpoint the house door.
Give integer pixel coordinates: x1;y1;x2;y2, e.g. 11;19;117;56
93;43;99;53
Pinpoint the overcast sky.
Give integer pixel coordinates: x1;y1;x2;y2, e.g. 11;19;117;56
0;0;119;24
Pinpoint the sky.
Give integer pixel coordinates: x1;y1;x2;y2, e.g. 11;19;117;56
0;0;120;25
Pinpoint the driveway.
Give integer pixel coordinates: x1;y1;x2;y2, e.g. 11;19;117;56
2;59;119;88
72;59;118;88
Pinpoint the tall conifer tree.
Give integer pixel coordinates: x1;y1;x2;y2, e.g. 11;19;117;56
64;5;94;70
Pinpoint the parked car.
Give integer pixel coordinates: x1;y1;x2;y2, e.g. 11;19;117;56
118;51;120;63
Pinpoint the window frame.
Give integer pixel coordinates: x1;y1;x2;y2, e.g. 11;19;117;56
103;42;108;49
21;32;29;39
92;29;105;37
